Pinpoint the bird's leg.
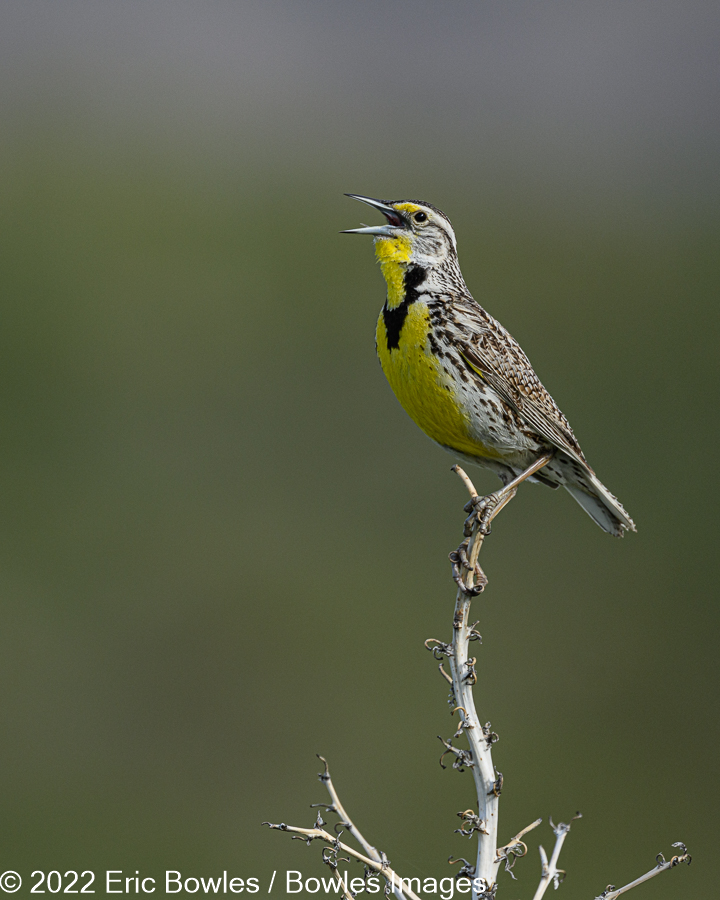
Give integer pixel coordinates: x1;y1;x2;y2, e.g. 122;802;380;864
450;454;553;593
465;453;555;536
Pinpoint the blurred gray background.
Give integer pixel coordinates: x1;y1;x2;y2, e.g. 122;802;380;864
0;1;717;897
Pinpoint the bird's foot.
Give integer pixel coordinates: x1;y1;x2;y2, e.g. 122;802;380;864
449;539;487;596
463;487;517;537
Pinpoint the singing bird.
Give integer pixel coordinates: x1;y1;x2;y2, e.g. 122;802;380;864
344;195;635;536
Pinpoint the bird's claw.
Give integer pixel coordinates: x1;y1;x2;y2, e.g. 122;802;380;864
449;540;487;595
464;492;503;536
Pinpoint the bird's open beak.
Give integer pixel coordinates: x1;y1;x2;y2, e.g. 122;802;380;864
342;194;407;235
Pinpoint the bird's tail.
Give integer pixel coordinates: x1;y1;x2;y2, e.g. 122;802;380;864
564;470;636;537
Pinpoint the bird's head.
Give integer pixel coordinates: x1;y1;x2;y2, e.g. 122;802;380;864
343;195;457;269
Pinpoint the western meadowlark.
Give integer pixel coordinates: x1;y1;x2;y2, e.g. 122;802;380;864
344;194;635;536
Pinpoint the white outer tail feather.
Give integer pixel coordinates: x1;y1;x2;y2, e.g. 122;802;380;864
564;470;636;537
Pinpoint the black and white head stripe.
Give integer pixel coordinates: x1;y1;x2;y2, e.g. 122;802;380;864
390;199;458;252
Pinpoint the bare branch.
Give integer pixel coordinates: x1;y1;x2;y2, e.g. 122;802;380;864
319;833;355;900
262;822;422;900
496;818;542;878
452;465;478;499
532;814;581;900
309;757;408;900
594;843;691;899
329;868;355;900
313;756;380;861
447;468;500;893
445;463;550;895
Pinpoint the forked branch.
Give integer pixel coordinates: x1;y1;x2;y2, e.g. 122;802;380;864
532;814;581;900
311;755;381;863
261;821;420;900
265;757;409;900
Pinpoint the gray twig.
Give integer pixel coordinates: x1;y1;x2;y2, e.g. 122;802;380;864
593;843;691;899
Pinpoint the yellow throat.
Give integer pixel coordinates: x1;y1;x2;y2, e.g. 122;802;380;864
374;233;412;309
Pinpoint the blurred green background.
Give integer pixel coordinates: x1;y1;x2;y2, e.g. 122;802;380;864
0;2;717;897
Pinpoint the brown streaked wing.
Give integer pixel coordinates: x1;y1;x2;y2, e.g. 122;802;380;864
459;339;589;468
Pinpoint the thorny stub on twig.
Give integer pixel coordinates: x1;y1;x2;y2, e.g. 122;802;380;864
448;860;496;900
425;638;453;659
656;842;692;867
487;770;503;798
455;809;489;839
495;818;542;879
438;736;474;773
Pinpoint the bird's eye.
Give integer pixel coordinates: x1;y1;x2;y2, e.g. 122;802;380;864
414;211;428;223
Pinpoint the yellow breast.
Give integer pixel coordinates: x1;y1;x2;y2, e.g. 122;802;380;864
372;234;502;461
376;303;498;459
